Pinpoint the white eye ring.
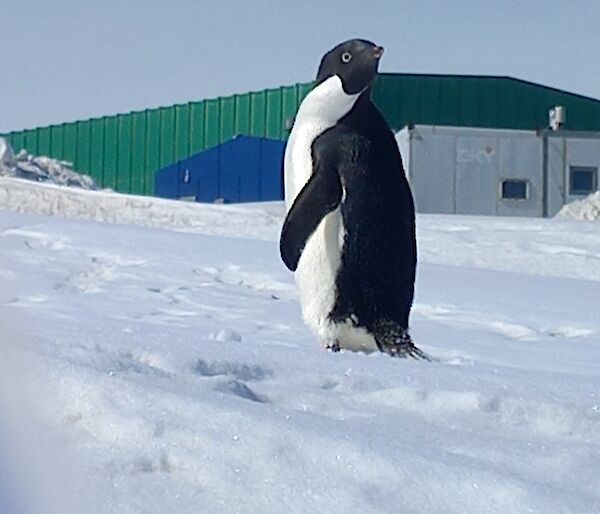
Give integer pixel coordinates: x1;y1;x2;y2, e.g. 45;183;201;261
341;52;352;63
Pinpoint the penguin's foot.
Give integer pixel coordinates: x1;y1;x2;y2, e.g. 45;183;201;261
325;341;341;353
377;330;433;361
381;340;432;360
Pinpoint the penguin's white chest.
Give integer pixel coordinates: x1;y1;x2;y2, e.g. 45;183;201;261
284;121;344;345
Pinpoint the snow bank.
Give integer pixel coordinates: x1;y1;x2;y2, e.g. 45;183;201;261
0;176;282;240
0;137;98;190
556;191;600;221
0;137;15;166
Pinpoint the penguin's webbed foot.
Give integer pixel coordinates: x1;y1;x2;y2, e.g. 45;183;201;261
380;340;432;361
325;341;341;353
377;329;433;361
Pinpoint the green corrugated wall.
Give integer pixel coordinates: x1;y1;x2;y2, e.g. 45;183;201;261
4;74;600;195
1;82;313;195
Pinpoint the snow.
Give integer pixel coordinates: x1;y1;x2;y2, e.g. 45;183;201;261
1;178;599;513
0;176;281;241
0;137;98;190
0;138;15;166
557;191;600;221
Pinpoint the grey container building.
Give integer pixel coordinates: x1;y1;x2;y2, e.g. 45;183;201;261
396;125;600;217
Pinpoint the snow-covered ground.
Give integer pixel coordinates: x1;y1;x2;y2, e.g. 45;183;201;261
1;179;599;513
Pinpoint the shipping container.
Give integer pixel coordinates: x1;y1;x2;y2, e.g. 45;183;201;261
396;125;600;217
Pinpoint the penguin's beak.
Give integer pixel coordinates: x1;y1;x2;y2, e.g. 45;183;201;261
373;46;384;59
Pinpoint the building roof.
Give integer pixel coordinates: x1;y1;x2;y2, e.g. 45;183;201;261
373;73;600;132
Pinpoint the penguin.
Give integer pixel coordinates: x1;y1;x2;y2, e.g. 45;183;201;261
280;38;428;359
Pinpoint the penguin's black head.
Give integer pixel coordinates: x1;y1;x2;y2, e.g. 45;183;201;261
316;39;383;95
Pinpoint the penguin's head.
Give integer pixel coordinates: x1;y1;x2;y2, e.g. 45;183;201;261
292;39;383;126
316;39;384;95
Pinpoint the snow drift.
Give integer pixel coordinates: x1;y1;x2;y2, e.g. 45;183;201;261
556;191;600;221
0;137;98;190
0;176;282;240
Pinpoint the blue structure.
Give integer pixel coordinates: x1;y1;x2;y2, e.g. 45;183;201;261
155;135;286;203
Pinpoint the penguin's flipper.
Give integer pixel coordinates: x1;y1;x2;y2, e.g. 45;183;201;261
280;162;342;271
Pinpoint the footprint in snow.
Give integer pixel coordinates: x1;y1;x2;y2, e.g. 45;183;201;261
414;303;541;342
490;321;538;341
107;351;172;378
193;358;270;403
1;227;71;251
193;358;272;381
215;380;267;403
9;294;48;307
59;253;147;294
197;265;295;295
208;328;242;343
545;326;595;339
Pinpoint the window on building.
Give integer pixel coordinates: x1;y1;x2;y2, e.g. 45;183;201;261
569;166;597;195
501;179;529;200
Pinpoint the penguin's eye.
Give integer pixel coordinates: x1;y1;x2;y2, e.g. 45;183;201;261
341;52;352;64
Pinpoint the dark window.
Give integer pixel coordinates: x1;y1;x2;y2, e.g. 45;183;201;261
501;179;528;200
570;166;597;195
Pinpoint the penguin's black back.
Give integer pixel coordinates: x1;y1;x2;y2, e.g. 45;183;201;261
314;95;417;333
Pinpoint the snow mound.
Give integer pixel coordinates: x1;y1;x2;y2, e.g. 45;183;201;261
0;137;98;190
0;137;15;166
556;191;600;221
0;176;283;240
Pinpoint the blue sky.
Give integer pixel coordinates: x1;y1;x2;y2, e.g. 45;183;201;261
2;0;600;133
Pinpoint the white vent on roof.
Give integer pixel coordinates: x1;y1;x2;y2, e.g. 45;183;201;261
549;106;566;131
